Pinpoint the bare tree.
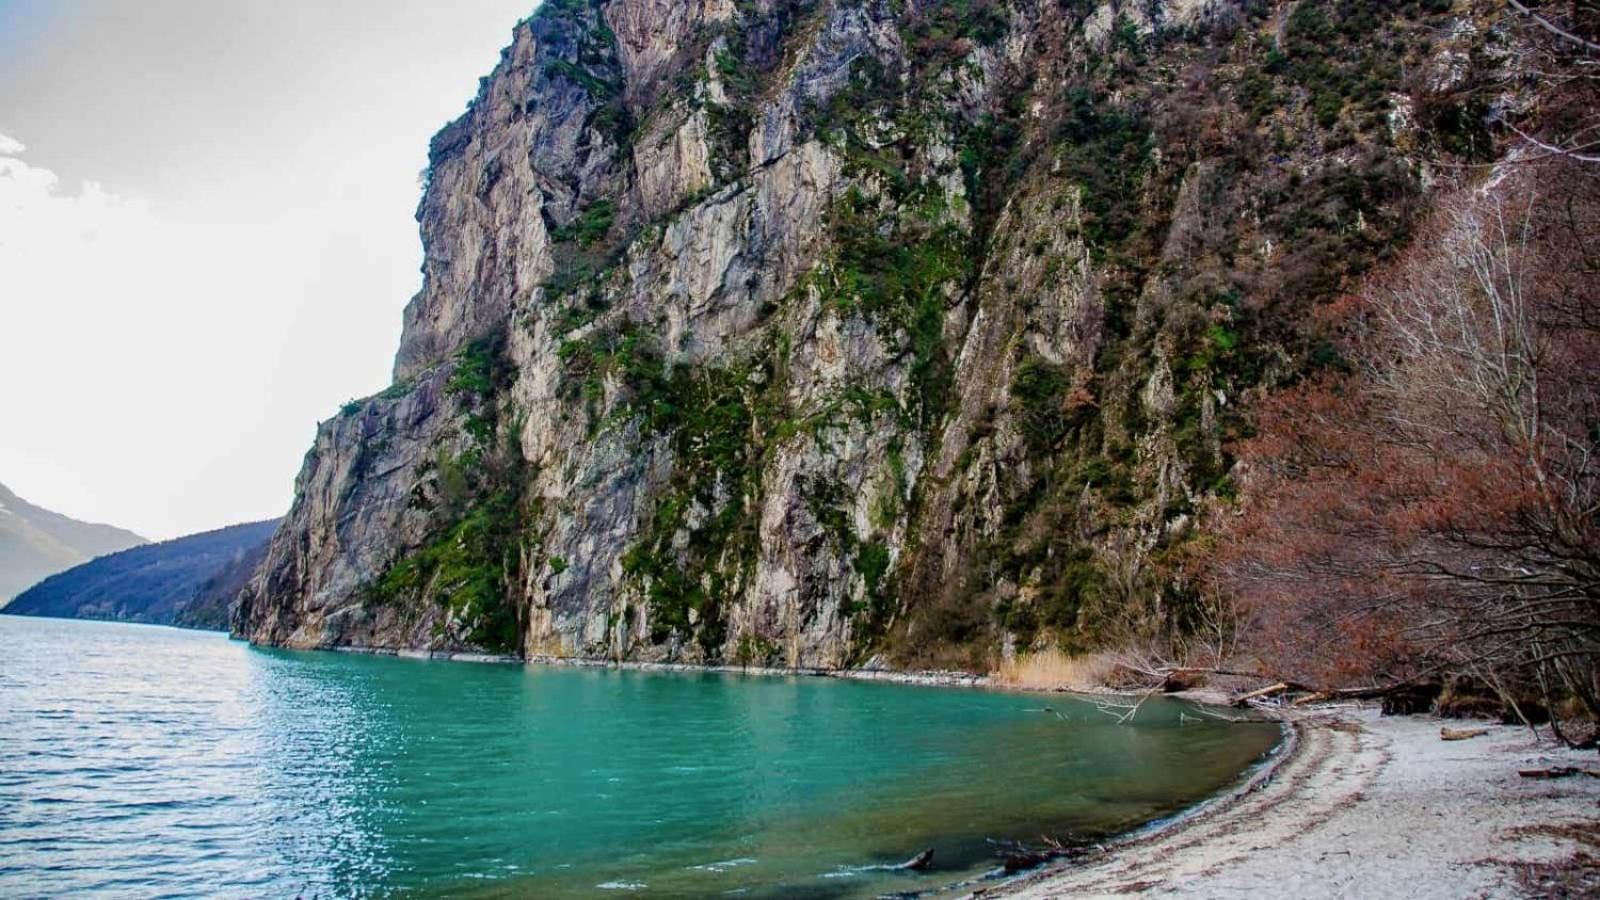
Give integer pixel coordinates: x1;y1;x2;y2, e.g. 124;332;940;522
1212;159;1600;741
1504;1;1600;165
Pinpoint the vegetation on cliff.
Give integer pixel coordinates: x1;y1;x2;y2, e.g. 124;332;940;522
362;337;526;653
238;0;1597;739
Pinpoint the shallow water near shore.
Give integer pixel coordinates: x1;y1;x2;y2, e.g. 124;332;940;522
0;616;1278;897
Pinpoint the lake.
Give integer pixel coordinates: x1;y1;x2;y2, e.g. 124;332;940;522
0;616;1278;897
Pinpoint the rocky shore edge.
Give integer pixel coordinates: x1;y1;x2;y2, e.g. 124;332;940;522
322;644;992;688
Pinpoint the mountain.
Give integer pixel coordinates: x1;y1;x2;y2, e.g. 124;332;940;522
173;535;274;631
6;520;280;627
233;0;1515;667
0;482;146;604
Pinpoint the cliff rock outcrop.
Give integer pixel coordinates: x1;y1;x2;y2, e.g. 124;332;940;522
235;0;1499;668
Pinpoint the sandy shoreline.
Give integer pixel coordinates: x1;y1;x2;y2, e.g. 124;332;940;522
980;707;1600;898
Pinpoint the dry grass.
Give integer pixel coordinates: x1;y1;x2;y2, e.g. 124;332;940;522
993;648;1120;692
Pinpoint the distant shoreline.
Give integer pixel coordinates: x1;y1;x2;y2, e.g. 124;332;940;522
310;642;1265;710
323;642;996;689
0;611;225;633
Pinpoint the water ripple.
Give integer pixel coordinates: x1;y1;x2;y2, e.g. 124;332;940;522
0;616;1278;899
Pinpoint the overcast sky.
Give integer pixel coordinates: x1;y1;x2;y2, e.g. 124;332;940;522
0;0;535;540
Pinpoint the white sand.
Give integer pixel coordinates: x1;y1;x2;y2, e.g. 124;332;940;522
983;708;1600;898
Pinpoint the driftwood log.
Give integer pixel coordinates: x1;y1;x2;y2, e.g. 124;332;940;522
1127;664;1451;714
897;848;935;871
988;837;1073;873
1518;766;1600;780
1223;678;1443;712
1233;683;1290;706
1440;727;1488;741
1001;849;1058;873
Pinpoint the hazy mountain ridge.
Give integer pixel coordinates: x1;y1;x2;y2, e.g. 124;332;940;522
0;482;146;604
6;519;279;627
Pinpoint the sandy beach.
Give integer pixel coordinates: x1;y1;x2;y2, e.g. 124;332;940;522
983;707;1600;898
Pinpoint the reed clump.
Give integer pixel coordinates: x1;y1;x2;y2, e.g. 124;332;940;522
993;648;1119;692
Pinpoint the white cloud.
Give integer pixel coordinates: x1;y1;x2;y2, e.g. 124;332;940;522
0;1;535;540
0;147;153;262
0;139;359;540
0;142;303;538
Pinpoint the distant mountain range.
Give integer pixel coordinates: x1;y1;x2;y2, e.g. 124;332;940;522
0;481;146;604
4;519;280;629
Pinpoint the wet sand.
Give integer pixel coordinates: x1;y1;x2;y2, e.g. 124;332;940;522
982;707;1600;899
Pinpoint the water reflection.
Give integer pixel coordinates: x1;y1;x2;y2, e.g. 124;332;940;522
0;618;1278;899
246;647;398;894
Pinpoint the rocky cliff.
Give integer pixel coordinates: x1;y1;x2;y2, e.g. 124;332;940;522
235;0;1501;668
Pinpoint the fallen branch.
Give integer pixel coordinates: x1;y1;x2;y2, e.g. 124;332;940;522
1228;679;1440;712
986;837;1071;873
1441;727;1489;741
1095;685;1162;724
1185;703;1252;723
1001;850;1057;873
1518;766;1600;780
1291;691;1333;707
1233;682;1290;706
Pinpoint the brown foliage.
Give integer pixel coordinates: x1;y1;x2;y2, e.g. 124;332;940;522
1212;158;1600;731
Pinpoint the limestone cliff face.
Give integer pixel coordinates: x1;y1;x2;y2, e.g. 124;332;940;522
236;0;1489;667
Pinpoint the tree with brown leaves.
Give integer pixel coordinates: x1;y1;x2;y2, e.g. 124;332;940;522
1214;158;1600;741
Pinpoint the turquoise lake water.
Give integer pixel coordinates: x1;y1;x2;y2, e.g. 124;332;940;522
0;616;1278;897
